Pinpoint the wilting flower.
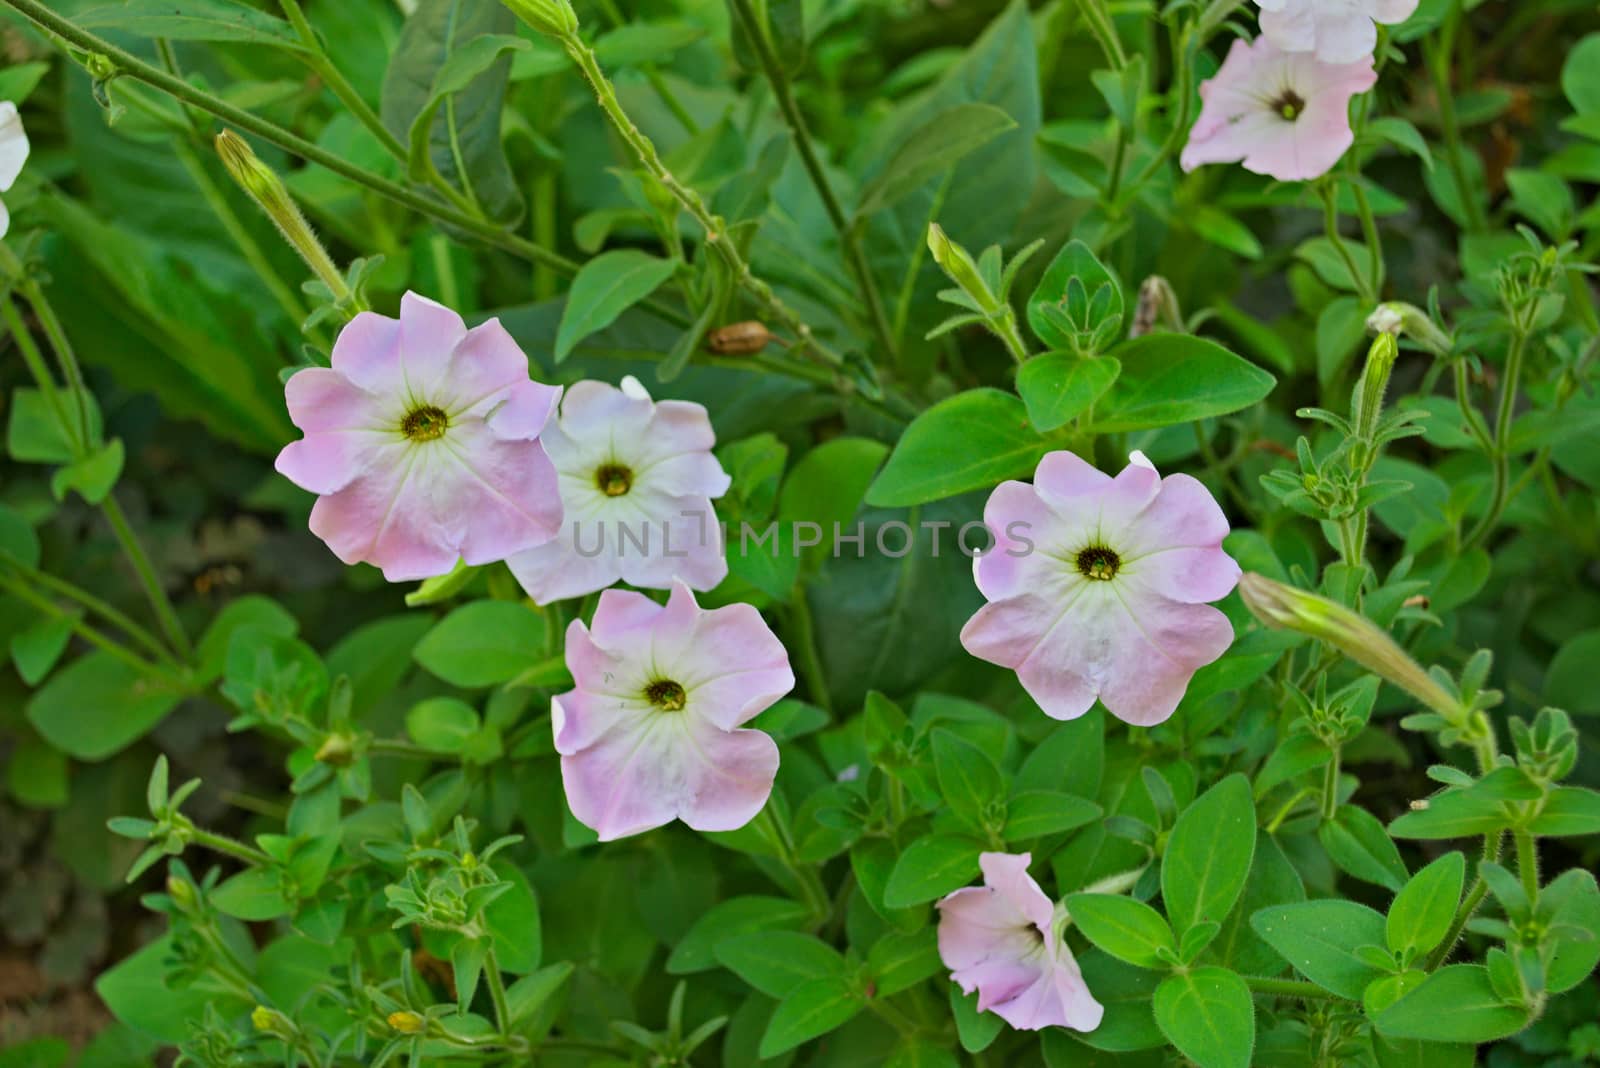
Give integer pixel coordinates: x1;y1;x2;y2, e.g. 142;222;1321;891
1180;36;1378;183
276;292;563;581
507;376;730;604
0;102;29;239
960;450;1238;727
554;582;793;841
1256;0;1419;64
937;852;1104;1032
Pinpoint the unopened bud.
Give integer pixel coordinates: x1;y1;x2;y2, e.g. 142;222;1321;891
1353;333;1397;442
1366;302;1452;356
387;1010;426;1034
215;130;349;302
251;1005;295;1038
501;0;578;37
1237;573;1460;719
166;876;196;910
927;224;995;311
315;732;355;767
1131;276;1183;337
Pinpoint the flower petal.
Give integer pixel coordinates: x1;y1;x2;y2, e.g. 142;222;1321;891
0;103;28;193
397;292;468;396
283;366;385;433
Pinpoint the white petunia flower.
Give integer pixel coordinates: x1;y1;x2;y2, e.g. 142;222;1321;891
1256;0;1419;64
0;102;30;239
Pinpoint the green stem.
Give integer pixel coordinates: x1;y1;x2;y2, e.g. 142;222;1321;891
1427;832;1500;970
557;29;845;372
0;573;186;683
1244;976;1342;1001
98;496;193;659
0;0;579;277
1320;745;1342;821
725;0;898;363
1462;328;1529;550
1077;0;1128;68
172;138;319;346
596;0;699;134
482;946;512;1037
278;0;408;160
0;550;176;666
1319;183;1376;305
189;827;272;866
368;737;464;761
785;589;832;715
1426;3;1487;232
1514;830;1538;905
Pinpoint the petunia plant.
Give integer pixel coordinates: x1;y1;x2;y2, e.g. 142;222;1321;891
0;1;1597;1067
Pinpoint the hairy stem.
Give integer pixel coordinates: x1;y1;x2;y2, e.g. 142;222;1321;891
725;0;898;363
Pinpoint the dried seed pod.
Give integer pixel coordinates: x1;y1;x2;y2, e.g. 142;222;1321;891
707;321;775;355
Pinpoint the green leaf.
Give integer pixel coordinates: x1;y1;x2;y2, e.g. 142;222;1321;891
883;834;983;908
1527;786;1600;837
1190;206;1263;260
758;977;866;1058
405;697;481;753
195;595;297;684
1373;965;1530;1043
96;936;236;1042
1026;240;1124;353
51;439;125;504
668;895;812;972
1543;868;1600;993
1162;774;1256;934
1386;852;1465;958
554;251;679;362
1153;967;1255;1068
1562;33;1600;114
1369;116;1434;170
381;0;523;223
856;103;1017;217
867;928;941;997
211;869;291;921
413;600;549;688
11;615;76;687
1066;893;1175;969
865;389;1048;507
7;732;68;809
1319;805;1408;891
404;34;531;182
1003;791;1101;841
1016;354;1120;432
6;388;102;464
593;21;705;67
1090;336;1275;432
1249;899;1387;998
75;0;305;49
485;866;542;973
26;653;184;762
715;931;847;999
950;984;1005;1052
931;729;1006;832
504;962;574;1029
1213;834;1304;975
1371;1035;1474;1068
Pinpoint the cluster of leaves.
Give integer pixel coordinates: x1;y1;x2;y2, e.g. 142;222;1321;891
0;0;1599;1067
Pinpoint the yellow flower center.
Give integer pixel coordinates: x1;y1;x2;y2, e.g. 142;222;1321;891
644;679;687;711
1075;545;1121;582
596;462;633;497
401;405;449;442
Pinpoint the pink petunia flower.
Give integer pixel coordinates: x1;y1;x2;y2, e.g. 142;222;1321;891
960;450;1238;727
554;582;793;841
1257;0;1419;65
1180;36;1378;183
937;852;1104;1032
275;292;564;581
507;376;730;604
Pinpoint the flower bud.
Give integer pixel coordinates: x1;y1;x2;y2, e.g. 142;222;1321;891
927;224;995;312
1131;275;1183;337
387;1010;426;1035
1366;301;1452;356
251;1005;295;1039
166;875;196;911
501;0;578;37
215;130;348;301
1353;333;1397;442
315;732;355;767
1237;573;1460;719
